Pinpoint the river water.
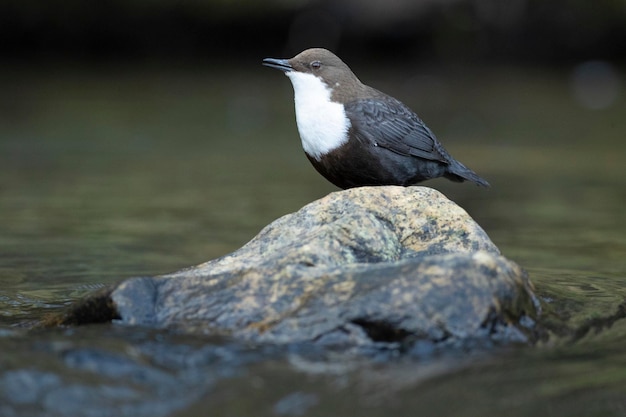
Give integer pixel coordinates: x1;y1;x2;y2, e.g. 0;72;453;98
0;65;624;416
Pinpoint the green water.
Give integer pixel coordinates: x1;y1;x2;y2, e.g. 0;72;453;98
0;65;624;415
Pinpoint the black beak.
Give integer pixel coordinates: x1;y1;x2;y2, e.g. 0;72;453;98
262;58;292;72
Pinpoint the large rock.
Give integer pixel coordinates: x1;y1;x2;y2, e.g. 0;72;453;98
54;186;539;350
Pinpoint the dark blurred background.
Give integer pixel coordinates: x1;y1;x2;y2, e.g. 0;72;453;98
2;0;626;66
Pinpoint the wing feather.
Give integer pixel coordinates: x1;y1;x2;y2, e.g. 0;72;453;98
344;98;448;163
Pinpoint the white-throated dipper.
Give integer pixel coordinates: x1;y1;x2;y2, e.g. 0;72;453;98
263;48;490;189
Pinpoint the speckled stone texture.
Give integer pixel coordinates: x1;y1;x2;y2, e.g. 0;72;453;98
60;186;539;350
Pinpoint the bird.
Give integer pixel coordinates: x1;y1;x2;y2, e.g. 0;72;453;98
263;48;489;189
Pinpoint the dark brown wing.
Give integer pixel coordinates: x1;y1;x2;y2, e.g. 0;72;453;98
343;97;449;163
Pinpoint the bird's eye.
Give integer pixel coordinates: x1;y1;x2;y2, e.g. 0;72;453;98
311;61;321;69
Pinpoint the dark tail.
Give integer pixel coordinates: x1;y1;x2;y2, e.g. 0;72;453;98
446;160;490;187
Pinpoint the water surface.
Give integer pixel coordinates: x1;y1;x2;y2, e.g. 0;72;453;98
0;65;624;415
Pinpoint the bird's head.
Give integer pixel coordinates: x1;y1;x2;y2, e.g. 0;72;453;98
263;48;362;100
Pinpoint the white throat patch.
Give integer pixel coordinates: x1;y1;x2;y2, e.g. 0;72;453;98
285;72;351;160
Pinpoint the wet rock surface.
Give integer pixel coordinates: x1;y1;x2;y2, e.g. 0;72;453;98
0;326;281;417
54;186;539;349
2;319;625;417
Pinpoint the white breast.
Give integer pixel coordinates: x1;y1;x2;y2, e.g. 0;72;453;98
285;72;351;161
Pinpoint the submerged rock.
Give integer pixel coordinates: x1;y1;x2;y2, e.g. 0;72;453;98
53;186;539;350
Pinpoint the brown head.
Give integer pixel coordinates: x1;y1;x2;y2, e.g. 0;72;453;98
263;48;365;102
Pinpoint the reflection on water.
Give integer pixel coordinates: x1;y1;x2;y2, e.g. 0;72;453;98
570;60;622;110
0;66;624;415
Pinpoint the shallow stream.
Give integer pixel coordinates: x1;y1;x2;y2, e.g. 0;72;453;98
0;65;624;416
